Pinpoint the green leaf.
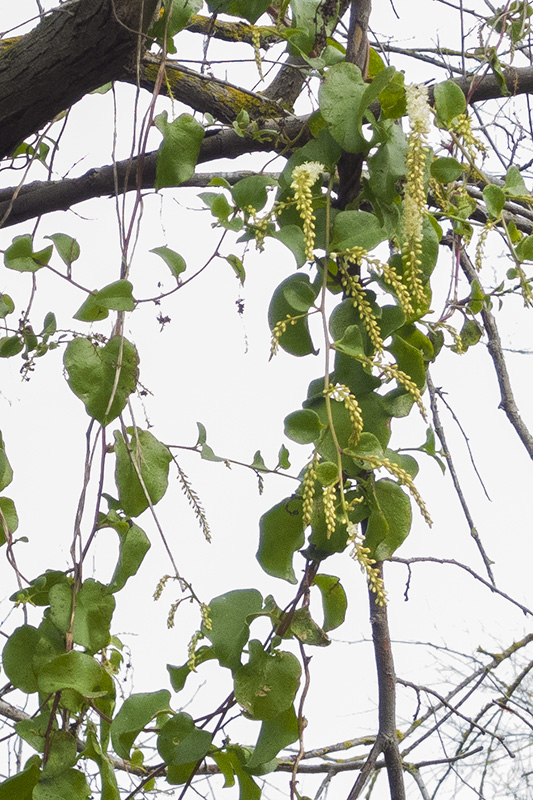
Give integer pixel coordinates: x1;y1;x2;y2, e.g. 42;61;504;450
83;725;120;800
48;579;115;654
63;335;139;425
288;0;327;53
257;496;305;583
283;278;317;312
284;408;324;444
0;292;15;319
206;0;271;24
234;640;301;720
347;431;384;461
385;448;419;478
430;157;463;183
458;318;483;350
367;121;407;203
110;690;171;760
504;165;528;197
365;478;412;560
516;235;533;262
104;517;151;593
289;607;330;646
225;747;261;799
211;750;235;788
41;311;57;338
46;233;80;267
247;706;299;769
0;756;41;800
200;191;234;221
487;47;510;96
155;112;205;189
433;80;466;127
157;713;212;766
33;768;91;800
271;225;307;268
202;589;263;671
0;433;13;492
2;625;40;692
315;461;338;486
150;0;202;47
167;646;215;693
232;175;277;212
226;253;245;283
41;731;78;778
0;335;23;358
251;450;268;471
4;234;53;272
16;712;54;753
37;652;107;697
268;274;318;357
9;570;68;606
318;63;367;153
114;428;172;517
387;331;427;389
151;246;187;279
483;184;506;218
333;324;365;359
379;70;406;119
331;211;387;252
74;280;135;322
313;574;347;631
277;444;291;470
356;66;396;130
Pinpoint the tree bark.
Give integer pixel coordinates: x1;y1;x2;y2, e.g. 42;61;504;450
0;0;159;159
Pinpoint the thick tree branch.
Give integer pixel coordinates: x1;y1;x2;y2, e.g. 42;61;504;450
0;116;311;228
127;54;288;123
3;9;533;230
0;0;160;159
187;14;281;47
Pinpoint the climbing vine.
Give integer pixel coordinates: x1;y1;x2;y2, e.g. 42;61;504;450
2;1;533;799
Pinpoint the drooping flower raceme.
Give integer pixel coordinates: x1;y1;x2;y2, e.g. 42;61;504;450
290;161;325;261
402;84;430;306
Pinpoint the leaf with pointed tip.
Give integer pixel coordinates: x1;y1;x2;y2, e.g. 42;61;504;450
64;336;139;425
257;496;305;583
234;640;301;720
110;691;171;760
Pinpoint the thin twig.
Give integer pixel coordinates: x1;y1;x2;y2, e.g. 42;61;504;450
427;371;496;584
391;556;533;617
456;243;533;459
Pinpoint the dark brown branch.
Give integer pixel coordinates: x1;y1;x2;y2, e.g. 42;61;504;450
347;563;405;800
0;115;310;229
0;0;160;159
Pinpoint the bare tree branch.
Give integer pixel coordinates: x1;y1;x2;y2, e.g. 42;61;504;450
426;371;496;583
391;555;533;617
456;243;533;459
